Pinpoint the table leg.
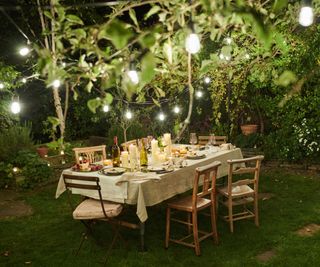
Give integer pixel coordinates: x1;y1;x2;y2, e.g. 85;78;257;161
139;221;146;252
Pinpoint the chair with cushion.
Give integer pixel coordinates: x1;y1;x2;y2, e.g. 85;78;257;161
63;174;123;261
73;145;106;164
217;155;264;233
165;161;221;256
198;135;227;146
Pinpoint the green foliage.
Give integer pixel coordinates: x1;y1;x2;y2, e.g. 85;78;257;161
0;124;34;162
234;133;262;149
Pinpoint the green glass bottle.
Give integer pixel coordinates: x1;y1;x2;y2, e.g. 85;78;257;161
112;136;120;167
139;139;148;167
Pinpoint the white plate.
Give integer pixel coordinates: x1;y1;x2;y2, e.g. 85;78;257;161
147;166;165;172
103;167;126;175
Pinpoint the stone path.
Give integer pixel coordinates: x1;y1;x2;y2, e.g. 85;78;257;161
0;190;33;219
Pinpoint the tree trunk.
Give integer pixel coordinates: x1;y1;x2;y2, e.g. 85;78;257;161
174;53;194;142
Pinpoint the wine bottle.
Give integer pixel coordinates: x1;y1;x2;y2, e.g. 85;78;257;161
111;136;120;167
139;139;148;167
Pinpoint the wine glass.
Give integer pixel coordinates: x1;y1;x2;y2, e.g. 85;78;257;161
209;133;216;146
189;133;198;146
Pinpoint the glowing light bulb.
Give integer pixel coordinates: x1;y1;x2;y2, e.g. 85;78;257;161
19;47;30;56
0;83;4;89
102;105;109;112
158;112;165;121
226;37;232;44
60;150;65;155
173;106;180;114
299;6;313;27
185;33;201;54
225;56;231;61
219;54;224;60
204;77;211;84
10;101;21;114
245;53;250;59
127;70;139;84
62;62;66;67
125;110;133;119
22;78;27;83
13;167;19;173
52;79;61;88
196;90;203;98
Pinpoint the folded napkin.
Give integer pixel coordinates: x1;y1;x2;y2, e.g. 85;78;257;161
115;171;160;185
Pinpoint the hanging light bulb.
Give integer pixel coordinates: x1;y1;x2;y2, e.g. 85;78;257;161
299;1;314;27
245;53;250;59
225;37;232;45
0;83;4;89
22;78;27;83
102;105;109;113
52;79;61;88
225;55;231;61
125;110;133;119
11;101;21;114
158;112;165;121
173;106;180;114
219;54;224;60
185;33;201;54
13;167;19;173
19;47;30;56
204;77;211;84
196;90;203;98
127;70;139;84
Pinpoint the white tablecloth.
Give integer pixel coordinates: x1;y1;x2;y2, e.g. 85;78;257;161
56;147;243;222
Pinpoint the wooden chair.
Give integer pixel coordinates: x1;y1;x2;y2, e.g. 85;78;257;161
165;161;221;256
217;155;264;233
62;174;124;262
198;135;227;146
73;145;106;164
120;139;137;151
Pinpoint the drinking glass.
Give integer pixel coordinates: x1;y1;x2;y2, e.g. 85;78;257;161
189;133;198;146
209;133;216;146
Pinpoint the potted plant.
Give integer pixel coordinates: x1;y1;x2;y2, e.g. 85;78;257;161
36;145;49;158
240;111;259;136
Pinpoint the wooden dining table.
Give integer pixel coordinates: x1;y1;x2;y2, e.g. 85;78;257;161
55;146;243;250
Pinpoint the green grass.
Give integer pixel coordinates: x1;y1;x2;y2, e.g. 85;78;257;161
1;168;320;266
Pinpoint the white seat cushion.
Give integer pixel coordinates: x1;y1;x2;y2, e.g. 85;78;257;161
218;185;254;197
73;198;123;220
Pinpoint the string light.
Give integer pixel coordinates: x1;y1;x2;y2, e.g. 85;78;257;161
204;77;211;84
299;0;313;27
127;70;139;84
245;53;250;59
185;32;201;54
0;83;4;89
196;90;203;98
19;47;30;56
125;110;133;119
158;112;165;121
219;54;224;60
21;78;27;83
10;101;21;114
225;55;231;61
173;106;180;114
52;79;61;88
102;105;109;112
13;167;19;173
225;37;232;45
60;150;65;155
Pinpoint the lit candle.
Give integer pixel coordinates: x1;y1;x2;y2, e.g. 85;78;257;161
163;133;172;156
121;151;129;168
129;144;137;170
151;139;159;163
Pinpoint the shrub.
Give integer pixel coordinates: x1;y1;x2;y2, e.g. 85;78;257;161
0;123;34;162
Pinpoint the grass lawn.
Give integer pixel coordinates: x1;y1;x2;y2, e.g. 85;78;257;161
1;167;320;267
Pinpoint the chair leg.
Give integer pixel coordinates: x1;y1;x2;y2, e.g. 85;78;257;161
254;196;259;227
228;199;234;233
104;223;120;265
165;207;171;248
192;211;200;256
187;213;192;234
75;232;87;256
210;202;219;245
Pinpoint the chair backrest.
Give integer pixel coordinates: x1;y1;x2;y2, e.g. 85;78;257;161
226;155;264;196
121;139;137;151
62;174;108;218
73;145;106;164
198;135;227;146
192;161;221;208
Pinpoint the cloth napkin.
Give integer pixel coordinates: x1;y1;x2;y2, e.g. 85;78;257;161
115;171;161;185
